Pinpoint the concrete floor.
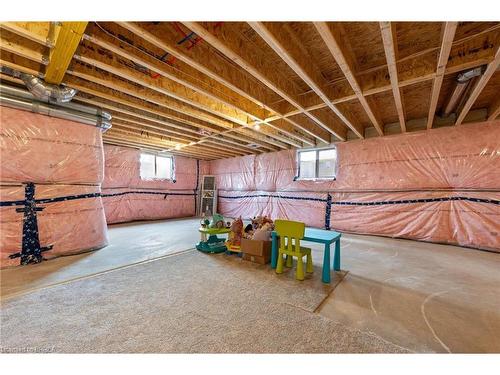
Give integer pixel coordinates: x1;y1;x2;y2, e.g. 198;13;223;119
1;217;499;353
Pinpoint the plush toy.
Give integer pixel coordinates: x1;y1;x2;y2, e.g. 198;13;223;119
251;215;274;230
210;213;225;229
227;217;244;247
252;222;272;241
243;223;254;239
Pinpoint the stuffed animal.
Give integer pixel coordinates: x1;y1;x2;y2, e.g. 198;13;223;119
243;223;254;239
227;217;244;247
251;215;274;230
210;213;225;229
252;222;272;241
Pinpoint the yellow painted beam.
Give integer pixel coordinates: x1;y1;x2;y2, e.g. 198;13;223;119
44;22;87;84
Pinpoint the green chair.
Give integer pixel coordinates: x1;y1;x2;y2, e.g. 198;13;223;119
274;220;313;281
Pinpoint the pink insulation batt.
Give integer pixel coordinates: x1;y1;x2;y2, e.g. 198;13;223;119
209;121;500;252
0;107;108;268
101;144;208;224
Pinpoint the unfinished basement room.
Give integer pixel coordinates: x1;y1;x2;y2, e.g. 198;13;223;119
1;1;499;368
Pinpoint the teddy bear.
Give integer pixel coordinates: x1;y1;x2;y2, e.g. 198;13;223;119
227;217;244;247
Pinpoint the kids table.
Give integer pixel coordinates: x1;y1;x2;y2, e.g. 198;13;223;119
271;228;342;283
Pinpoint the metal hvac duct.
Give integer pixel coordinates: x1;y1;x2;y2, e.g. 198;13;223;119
20;74;77;103
442;67;484;117
0;83;112;132
1;66;77;103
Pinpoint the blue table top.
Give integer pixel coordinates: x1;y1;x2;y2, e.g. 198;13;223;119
272;227;341;244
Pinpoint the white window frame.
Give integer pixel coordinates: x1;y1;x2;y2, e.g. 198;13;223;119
139;152;174;181
296;146;337;180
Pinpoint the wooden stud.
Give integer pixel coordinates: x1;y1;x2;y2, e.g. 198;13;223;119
427;22;458;129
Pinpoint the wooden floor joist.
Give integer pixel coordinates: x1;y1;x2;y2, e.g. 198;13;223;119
249;22;363;139
184;22;347;142
380;22;407;133
455;44;500;125
1;21;499;159
314;22;384;136
427;22;458;129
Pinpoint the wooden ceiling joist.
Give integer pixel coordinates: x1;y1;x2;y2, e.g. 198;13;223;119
0;34;48;65
68;60;292;150
105;130;236;158
380;22;407;133
1;21;499;160
0;22;52;47
84;26;313;147
183;22;346;142
314;22;384;136
44;22;88;84
427;22;458;129
103;136;217;160
248;22;360;139
76;38;301;149
118;22;325;145
0;32;284;154
455;44;500;125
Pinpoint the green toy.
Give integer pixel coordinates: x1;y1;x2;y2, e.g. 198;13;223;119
196;226;230;253
210;213;225;229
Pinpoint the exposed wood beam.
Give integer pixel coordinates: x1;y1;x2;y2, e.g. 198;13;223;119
85;26;313;147
103;136;217;160
105;131;234;159
72;85;278;152
71;52;293;149
119;22;325;145
248;22;362;139
44;22;88;84
380;22;406;133
427;22;458;129
0;34;47;65
184;21;346;141
455;45;500;125
70;81;280;152
0;22;52;47
268;33;499;122
0;55;279;154
314;22;384;136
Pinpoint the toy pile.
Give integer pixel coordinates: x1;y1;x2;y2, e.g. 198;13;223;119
225;215;273;249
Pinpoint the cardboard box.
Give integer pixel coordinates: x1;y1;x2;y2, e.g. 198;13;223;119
241;238;271;264
242;253;270;265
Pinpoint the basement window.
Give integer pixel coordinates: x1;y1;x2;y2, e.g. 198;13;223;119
140;153;173;180
297;147;337;180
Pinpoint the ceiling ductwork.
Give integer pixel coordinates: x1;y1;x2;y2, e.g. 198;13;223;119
0;77;112;132
20;74;77;103
1;66;77;103
442;67;484;117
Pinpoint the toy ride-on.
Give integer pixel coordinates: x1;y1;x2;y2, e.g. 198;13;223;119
196;213;230;253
